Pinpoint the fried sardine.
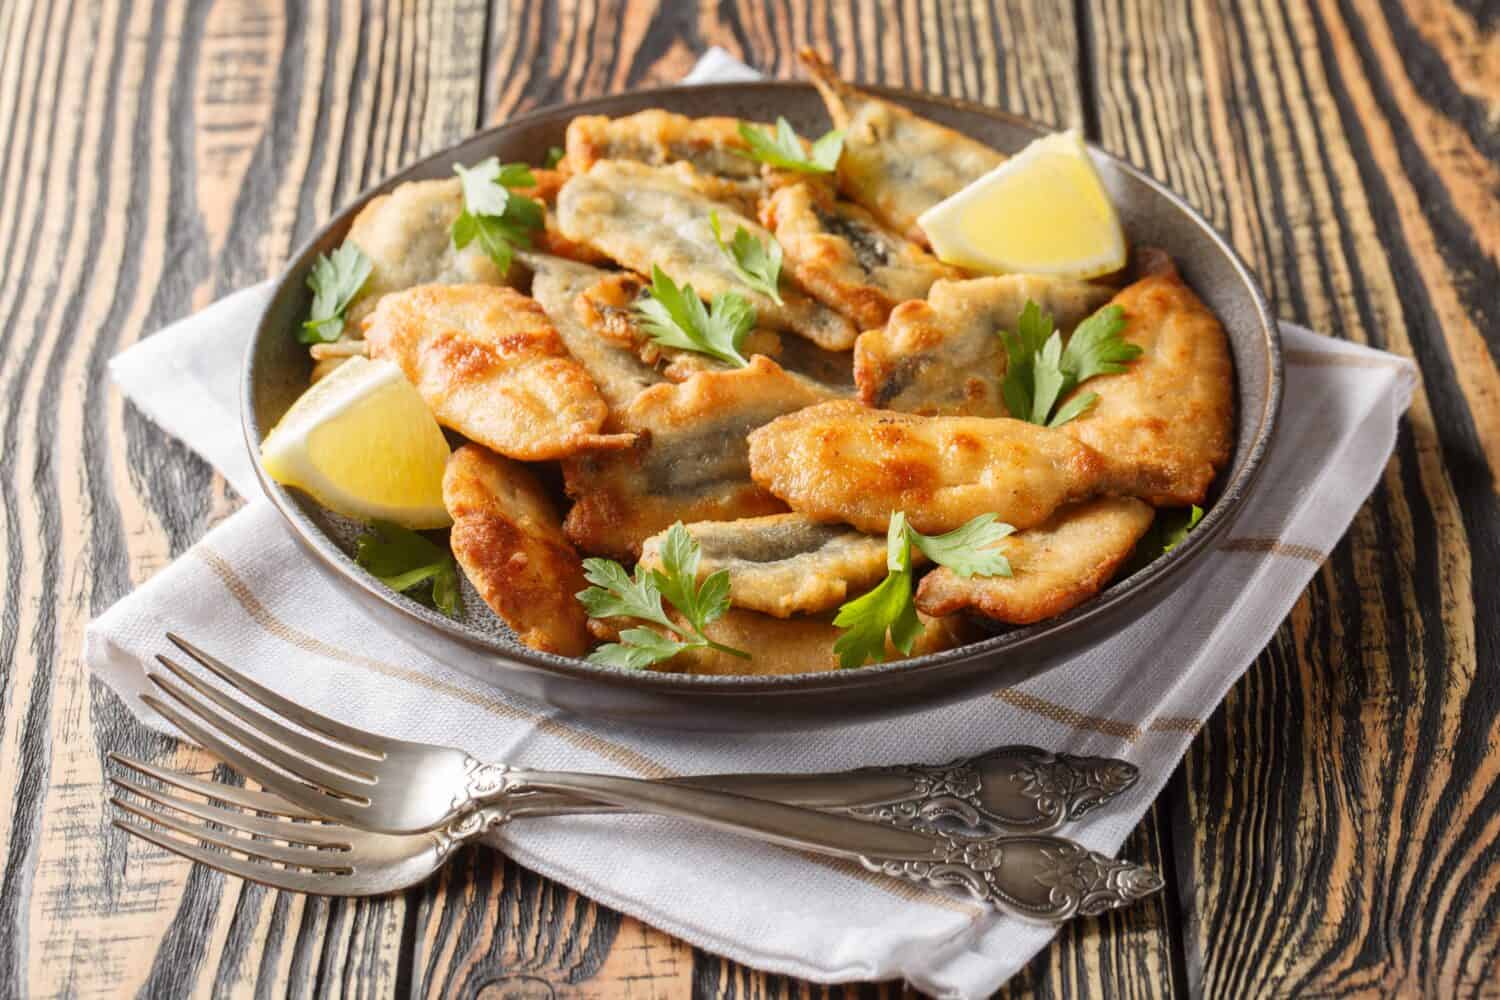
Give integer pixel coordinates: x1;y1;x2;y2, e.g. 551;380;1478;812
364;284;631;460
748;400;1107;534
565;109;763;180
443;444;593;656
855;275;1114;416
915;497;1154;624
801;49;1005;246
523;254;664;413
760;181;961;329
345;179;507;326
637;513;889;618
557;160;859;350
562;356;835;560
1060;254;1233;506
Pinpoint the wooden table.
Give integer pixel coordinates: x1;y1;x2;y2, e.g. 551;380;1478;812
4;0;1495;995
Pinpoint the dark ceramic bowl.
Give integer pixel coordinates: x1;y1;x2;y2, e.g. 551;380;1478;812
244;82;1281;731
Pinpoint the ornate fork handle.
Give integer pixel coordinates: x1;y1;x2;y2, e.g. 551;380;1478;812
439;745;1139;838
860;833;1164;922
842;746;1140;835
426;758;1161;923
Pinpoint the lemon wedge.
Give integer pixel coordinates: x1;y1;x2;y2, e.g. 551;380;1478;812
917;129;1126;279
260;356;452;528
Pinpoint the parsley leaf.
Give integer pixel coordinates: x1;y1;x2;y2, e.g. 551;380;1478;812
736;117;844;173
999;301;1141;428
909;514;1016;579
354;521;461;617
543;145;565;169
578;523;750;668
634;265;755;368
576;558;678;632
833;515;923;669
1123;504;1205;576
833;512;1017;668
710;211;784;304
300;244;373;344
450;158;545;276
1160;504;1204;553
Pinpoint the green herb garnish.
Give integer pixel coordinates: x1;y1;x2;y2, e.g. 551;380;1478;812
543;146;565;168
634;265;755;368
710;211;784;304
1123;504;1204;576
1000;301;1141;428
354;521;461;617
736;117;843;173
833;512;1016;669
450;158;545;276
578;523;750;668
300;244;373;344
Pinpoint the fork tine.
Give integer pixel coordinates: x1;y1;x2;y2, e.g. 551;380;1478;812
111;818;363;896
154;654;377;779
166;633;383;754
110;775;355;849
108;753;324;819
139;689;365;814
143;671;370;802
110;796;352;871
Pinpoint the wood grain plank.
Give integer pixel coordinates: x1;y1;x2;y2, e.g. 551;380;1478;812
1086;0;1499;995
0;0;486;996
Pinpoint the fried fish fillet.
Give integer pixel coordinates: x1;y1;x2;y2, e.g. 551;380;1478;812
523;254;664;413
637;513;889;618
364;284;631;460
855;275;1114;416
443;444;593;656
518;168;614;267
557;160;859;350
760;181;962;329
801;49;1006;247
565;110;764;180
345;178;508;325
748;400;1107;534
1060;254;1233;506
588;608;973;675
916;497;1154;624
563;356;835;560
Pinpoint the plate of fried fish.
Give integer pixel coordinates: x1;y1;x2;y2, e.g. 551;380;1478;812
244;53;1280;728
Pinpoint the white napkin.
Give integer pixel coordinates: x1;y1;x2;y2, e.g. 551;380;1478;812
89;50;1417;998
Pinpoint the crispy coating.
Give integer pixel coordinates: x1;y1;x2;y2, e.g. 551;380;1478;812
443;444;593;656
801;49;1005;247
519;168;615;266
364;284;631;460
916;497;1154;624
345;179;508;325
637;513;889;618
760;181;961;329
565;110;764;180
1060;255;1233;506
588;608;973;675
855;275;1114;416
524;254;664;412
748;400;1108;534
557;160;859;350
562;356;834;560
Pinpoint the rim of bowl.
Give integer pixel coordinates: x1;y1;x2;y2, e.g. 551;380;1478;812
243;79;1283;696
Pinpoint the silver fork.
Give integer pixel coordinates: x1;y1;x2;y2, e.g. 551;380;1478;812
108;754;1164;920
141;634;1140;839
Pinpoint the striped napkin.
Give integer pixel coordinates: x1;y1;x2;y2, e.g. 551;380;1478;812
86;51;1417;998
